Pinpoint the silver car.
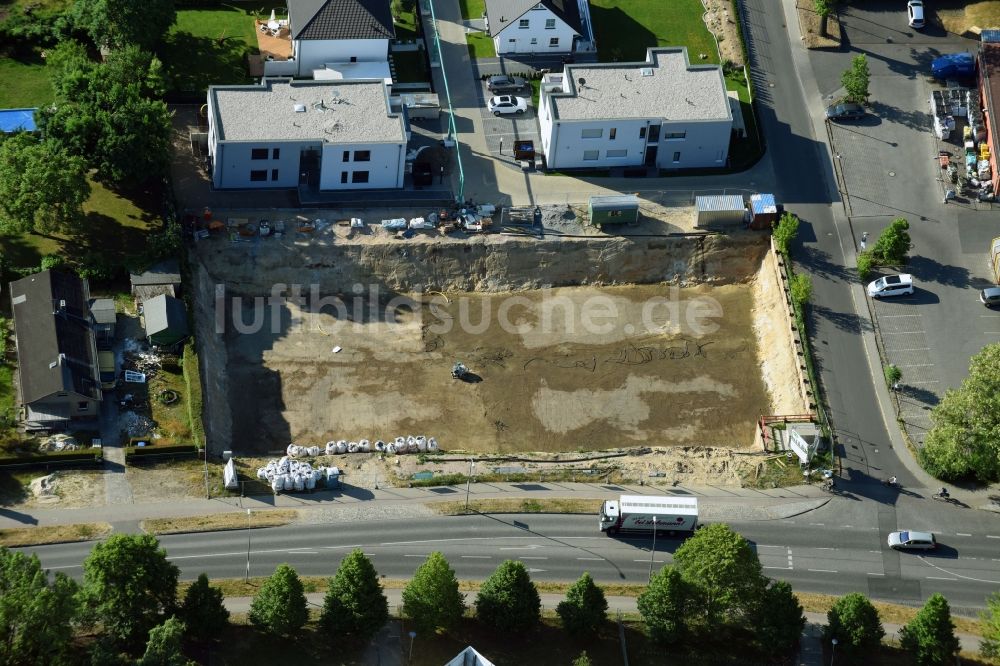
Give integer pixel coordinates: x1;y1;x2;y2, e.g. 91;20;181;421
888;530;936;550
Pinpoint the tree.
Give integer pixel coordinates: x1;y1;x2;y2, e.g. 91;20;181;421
557;572;608;635
900;593;959;666
572;652;593;666
790;273;812;307
178;574;229;644
885;364;902;389
672;523;766;627
0;133;90;235
320;549;388;641
249;564;308;636
475;560;541;632
824;592;884;658
637;565;689;644
71;0;176;51
921;343;1000;482
814;0;832;36
771;212;799;255
0;548;79;665
982;591;1000;660
754;581;805;660
402;552;465;634
842;54;871;104
137;617;191;666
872;217;911;264
80;534;179;648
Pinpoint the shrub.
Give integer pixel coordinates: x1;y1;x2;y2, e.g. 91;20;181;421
857;250;874;281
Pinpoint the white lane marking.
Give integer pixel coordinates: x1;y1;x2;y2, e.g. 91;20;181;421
987;535;1000;539
897;363;934;368
906;380;940;384
634;559;665;563
955;533;972;537
867;573;885;576
808;569;837;573
519;556;547;560
809;523;825;526
764;566;792;570
892;347;930;352
460;555;491;559
813;547;836;551
880;314;920;318
45;564;81;570
918;557;1000;584
927;576;957;581
756;544;785;548
577;557;603;561
403;554;426;558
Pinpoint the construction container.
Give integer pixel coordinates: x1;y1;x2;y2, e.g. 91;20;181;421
695;195;746;228
588;194;639;226
748;193;779;230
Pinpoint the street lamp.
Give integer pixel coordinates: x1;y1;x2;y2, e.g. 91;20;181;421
647;516;658;581
464;459;475;511
830;637;838;666
499;136;504;156
245;509;252;582
408;630;416;663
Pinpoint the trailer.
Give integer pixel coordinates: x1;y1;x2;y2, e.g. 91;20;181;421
599;495;698;536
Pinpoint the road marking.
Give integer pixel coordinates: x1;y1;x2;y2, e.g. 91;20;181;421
918;557;1000;584
756;544;785;549
955;533;972;537
44;564;81;570
906;380;940;385
519;556;547;560
926;576;957;581
286;550;318;554
809;523;825;526
867;573;885;576
764;566;792;570
577;557;603;561
881;331;924;334
403;554;426;558
460;555;491;559
870;550;882;554
987;536;1000;539
808;569;837;573
880;314;920;318
813;547;836;551
634;559;665;563
897;363;934;368
892;347;930;352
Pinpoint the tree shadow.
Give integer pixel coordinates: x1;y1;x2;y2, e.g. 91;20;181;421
810;303;871;335
798;244;854;282
586;5;659;63
867;100;934;132
896;384;940;407
905;254;982;289
159;31;253;97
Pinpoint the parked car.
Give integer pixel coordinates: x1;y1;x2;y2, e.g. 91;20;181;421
487;75;528;93
888;530;936;550
825;102;866;121
931;52;975;80
867;274;915;298
488;95;527;116
981;287;1000;307
907;0;925;28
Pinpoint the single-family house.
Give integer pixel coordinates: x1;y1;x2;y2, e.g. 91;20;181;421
130;259;182;303
9;270;101;430
207;79;408;191
262;0;395;78
537;48;732;170
88;298;116;348
143;295;189;348
485;0;595;56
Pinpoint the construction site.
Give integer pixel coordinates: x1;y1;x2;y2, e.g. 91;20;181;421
190;203;810;467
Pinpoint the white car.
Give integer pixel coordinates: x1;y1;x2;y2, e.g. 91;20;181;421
907;0;925;29
487;95;527;116
867;274;914;298
888;530;936;550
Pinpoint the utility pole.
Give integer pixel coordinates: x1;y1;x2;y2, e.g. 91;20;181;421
245;509;252;582
464;459;475;511
647;516;658;581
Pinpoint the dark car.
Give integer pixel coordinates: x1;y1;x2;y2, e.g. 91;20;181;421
825;102;866;121
981;287;1000;307
487;75;527;93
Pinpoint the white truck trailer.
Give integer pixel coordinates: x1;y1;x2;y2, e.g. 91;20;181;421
599;495;699;536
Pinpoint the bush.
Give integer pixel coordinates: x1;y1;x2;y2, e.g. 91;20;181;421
125;445;198;462
790;273;812;307
857;250;874;281
872;217;911;264
772;212;799;255
825;592;884;658
249;564;308;636
885;364;901;388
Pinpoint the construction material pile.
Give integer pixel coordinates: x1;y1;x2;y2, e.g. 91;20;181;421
284;436;439;457
256;456;340;493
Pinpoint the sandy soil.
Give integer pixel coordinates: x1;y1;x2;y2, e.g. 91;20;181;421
17;470;106;509
126;461;209;503
702;0;746;66
225;283;771;454
796;0;842;49
936;2;1000;36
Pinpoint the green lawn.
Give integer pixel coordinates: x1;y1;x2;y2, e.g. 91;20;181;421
392;49;429;83
393;5;422;41
725;70;763;170
590;0;719;64
466;30;495;59
0;54;53;108
458;0;485;20
159;2;261;95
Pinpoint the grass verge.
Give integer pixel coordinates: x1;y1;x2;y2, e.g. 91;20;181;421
182;342;205;447
141;509;298;535
0;522;111;547
430;497;602;515
796;591;983;636
465;30;495;59
458;0;485;20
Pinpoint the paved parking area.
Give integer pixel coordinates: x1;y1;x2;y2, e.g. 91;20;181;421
474;82;541;161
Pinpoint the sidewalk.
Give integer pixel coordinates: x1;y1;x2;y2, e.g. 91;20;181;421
0;481;830;529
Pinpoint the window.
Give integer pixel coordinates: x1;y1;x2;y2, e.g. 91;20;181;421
672;151;681;163
606;149;627;158
272;148;281;159
271;169;279;181
664;131;686;140
581;128;602;139
354;150;371;162
350;56;357;62
250;170;267;182
519;18;529;28
352;171;370;183
343;150;350;161
77;401;89;411
341;172;348;184
545;18;556;29
609;127;616;140
583;150;599;161
509;38;516;43
251;148;268;160
549;37;559;47
530;37;537;45
639;127;647;139
648;125;661;141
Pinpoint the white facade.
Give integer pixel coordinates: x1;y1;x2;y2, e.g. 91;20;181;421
294;37;389;74
207;79;406;191
538;48;732;170
492;6;578;55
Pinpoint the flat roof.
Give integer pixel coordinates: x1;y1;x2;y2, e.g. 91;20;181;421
548;48;730;123
210;79;405;144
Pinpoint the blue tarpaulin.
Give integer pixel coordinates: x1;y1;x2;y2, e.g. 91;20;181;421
0;108;37;133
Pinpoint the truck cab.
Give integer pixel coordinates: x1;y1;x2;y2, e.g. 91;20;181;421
599;499;620;532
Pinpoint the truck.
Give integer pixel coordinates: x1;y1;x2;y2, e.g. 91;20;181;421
599;495;699;536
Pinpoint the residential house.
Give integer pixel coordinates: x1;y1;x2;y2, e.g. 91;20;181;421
263;0;395;78
207;79;408;190
484;0;594;56
130;259;182;303
9;270;101;431
143;295;189;348
537;48;732;170
444;647;495;666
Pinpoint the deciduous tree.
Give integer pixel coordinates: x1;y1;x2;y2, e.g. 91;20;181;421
0;133;90;235
637;565;689;644
753;581;805;660
320;549;388;641
137;617;191;666
0;548;79;665
178;574;229;644
249;564;308;636
824;592;884;658
982;591;1000;660
557;572;608;635
842;54;871;104
71;0;176;51
475;560;541;632
402;552;465;634
80;534;179;648
771;212;799;255
900;593;959;666
872;217;911;264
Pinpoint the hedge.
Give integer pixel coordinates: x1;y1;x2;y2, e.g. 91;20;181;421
125;444;199;462
0;450;103;468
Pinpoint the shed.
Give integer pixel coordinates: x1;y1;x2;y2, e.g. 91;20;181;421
695;194;746;228
589;194;639;226
748;193;779;230
130;259;181;303
89;298;116;346
143;294;189;347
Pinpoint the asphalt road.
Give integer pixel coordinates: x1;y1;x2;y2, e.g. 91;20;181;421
22;502;1000;613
